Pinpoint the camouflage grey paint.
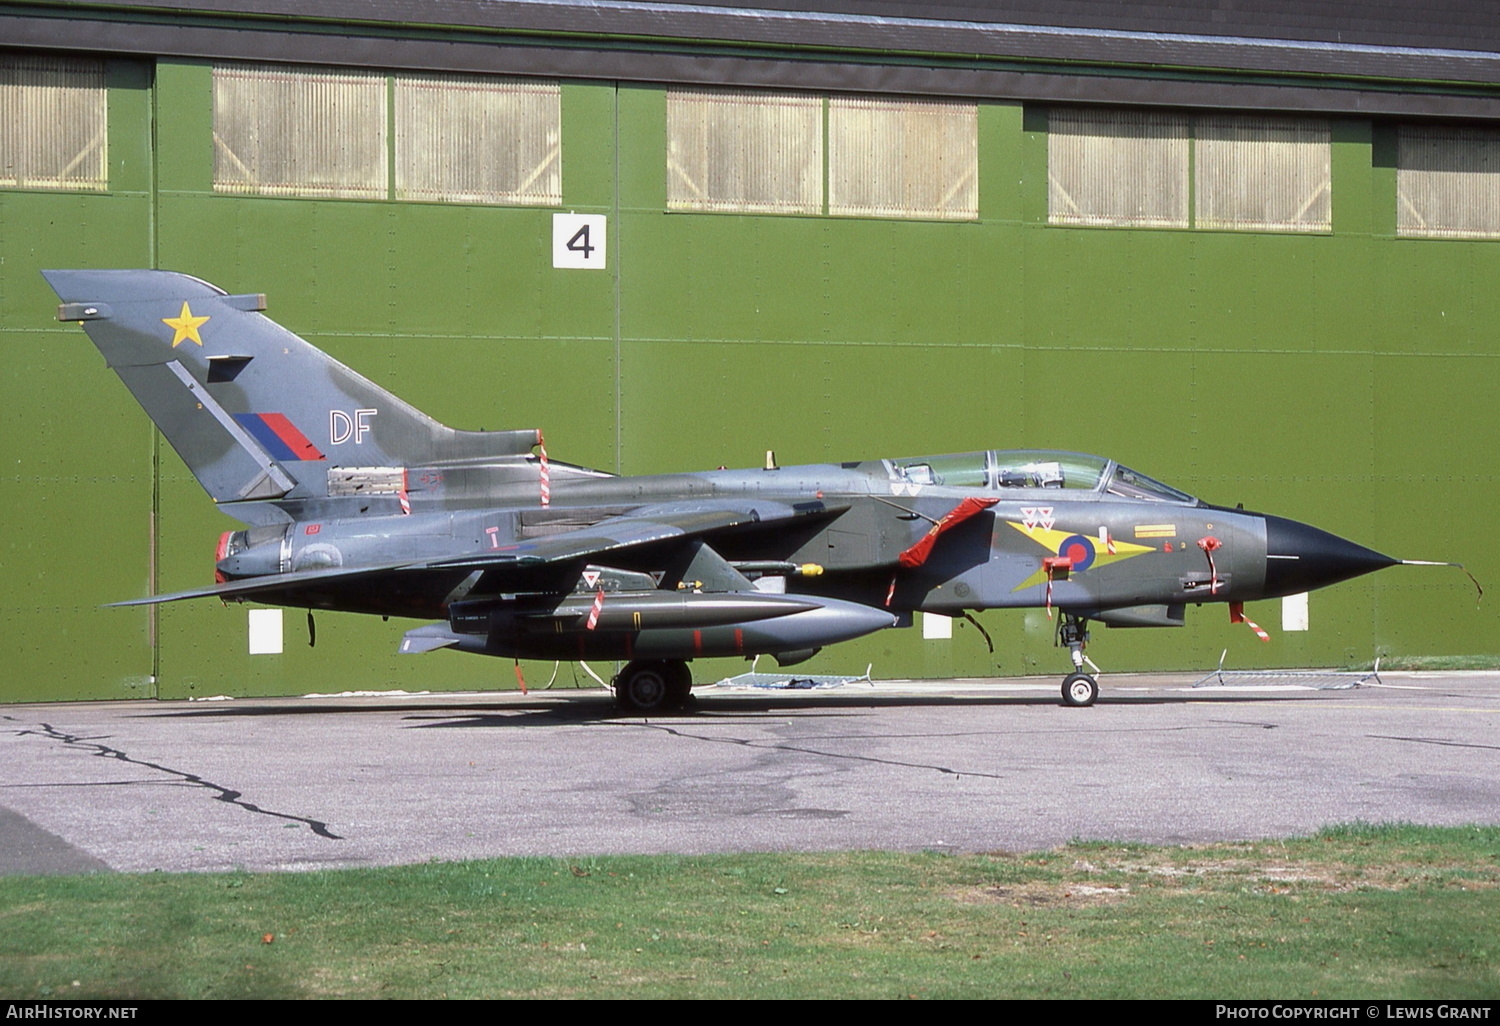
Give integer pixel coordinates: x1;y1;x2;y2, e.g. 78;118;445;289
46;270;1399;708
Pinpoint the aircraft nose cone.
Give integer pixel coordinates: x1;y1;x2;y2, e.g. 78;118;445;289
1263;514;1397;596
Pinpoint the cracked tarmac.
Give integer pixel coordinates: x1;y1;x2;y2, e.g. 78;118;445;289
1;672;1497;873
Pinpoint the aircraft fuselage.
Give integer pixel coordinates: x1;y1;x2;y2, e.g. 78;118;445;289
215;454;1388;637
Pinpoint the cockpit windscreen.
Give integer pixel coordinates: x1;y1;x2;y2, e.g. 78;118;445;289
1105;465;1197;504
884;450;1196;503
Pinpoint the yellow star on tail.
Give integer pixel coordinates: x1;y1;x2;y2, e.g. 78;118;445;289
162;301;209;347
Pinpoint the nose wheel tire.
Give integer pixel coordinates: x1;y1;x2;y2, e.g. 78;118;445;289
1062;672;1098;707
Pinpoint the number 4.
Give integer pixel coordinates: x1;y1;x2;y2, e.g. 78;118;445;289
566;225;594;258
553;213;606;269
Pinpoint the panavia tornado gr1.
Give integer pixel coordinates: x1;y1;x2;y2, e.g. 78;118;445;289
45;269;1412;710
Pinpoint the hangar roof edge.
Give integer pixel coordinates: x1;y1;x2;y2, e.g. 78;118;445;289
5;0;1500;118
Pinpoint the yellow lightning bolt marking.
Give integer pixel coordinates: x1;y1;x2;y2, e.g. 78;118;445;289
1007;521;1155;592
162;301;210;347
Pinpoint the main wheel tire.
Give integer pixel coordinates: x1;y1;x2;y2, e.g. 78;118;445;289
616;661;672;712
663;661;693;706
1061;672;1099;707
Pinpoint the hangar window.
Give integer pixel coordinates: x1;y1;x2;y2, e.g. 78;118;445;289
667;88;979;220
1397;126;1500;239
213;64;562;205
1048;109;1331;233
395;75;560;205
213;64;387;199
1196;117;1330;232
667;89;823;215
0;54;107;191
1048;109;1190;228
828;98;978;220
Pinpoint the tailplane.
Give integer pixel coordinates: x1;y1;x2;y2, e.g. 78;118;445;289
45;270;539;515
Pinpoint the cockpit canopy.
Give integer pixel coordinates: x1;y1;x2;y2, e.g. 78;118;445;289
885;450;1196;504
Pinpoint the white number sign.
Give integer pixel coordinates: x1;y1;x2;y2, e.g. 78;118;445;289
553;213;607;269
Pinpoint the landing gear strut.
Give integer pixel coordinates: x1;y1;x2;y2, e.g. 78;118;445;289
1057;614;1099;707
614;659;694;712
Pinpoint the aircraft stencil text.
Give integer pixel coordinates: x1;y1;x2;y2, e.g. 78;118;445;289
329;409;377;444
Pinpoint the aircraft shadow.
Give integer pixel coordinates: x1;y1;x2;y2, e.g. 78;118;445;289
130;686;1338;729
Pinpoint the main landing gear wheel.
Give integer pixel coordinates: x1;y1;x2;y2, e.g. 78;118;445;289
663;661;694;707
614;659;692;712
1061;672;1098;708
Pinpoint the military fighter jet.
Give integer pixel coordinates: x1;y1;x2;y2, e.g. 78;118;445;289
45;269;1407;710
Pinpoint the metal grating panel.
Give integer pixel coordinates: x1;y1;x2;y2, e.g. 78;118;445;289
395;75;560;205
1048;108;1188;228
1398;126;1500;239
828;97;977;221
327;467;406;496
213;63;386;199
667;89;822;215
1196;116;1330;232
0;55;106;191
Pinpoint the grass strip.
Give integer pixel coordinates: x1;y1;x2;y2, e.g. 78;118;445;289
2;823;1496;999
1351;655;1500;671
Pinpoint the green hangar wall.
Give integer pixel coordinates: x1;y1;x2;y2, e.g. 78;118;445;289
2;1;1498;701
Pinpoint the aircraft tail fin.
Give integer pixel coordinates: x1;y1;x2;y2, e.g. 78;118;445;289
44;270;539;511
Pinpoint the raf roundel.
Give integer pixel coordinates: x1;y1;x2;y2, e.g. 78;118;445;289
1056;534;1096;573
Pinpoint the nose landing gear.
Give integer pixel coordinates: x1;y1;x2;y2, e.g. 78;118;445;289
1058;614;1099;707
1062;671;1099;707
